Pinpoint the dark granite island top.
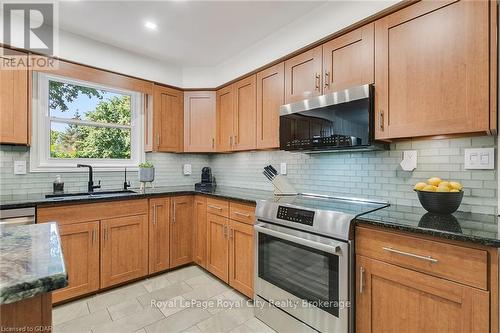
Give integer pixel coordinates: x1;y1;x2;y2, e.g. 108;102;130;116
356;204;500;247
0;222;68;304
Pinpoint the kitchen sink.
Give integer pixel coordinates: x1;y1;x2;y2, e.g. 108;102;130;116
45;189;136;199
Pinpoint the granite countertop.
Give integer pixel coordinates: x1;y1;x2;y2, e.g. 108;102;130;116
0;185;274;210
356;204;500;247
0;222;68;304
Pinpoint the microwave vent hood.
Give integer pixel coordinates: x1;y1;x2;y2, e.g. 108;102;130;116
279;84;370;116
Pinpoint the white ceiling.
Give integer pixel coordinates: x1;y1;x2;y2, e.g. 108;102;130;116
59;1;326;67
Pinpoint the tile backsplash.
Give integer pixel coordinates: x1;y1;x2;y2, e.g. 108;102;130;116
0;136;497;215
210;136;498;215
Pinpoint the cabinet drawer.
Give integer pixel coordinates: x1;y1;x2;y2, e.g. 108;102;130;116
206;198;229;217
355;226;488;290
229;202;255;225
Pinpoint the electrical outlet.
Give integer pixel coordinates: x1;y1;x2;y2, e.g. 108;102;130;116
14;161;26;175
183;164;192;175
464;148;494;170
280;162;287;175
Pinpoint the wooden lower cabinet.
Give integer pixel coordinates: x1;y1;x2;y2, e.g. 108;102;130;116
101;214;149;288
149;197;170;273
52;221;99;303
206;213;229;282
356;255;489;333
1;293;52;331
170;196;194;268
193;196;207;268
228;219;254;298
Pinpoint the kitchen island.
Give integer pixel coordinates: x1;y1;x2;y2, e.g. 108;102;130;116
0;222;67;331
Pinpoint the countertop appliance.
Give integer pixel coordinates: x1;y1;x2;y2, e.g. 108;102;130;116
254;194;388;333
195;167;216;192
279;84;388;152
0;207;36;230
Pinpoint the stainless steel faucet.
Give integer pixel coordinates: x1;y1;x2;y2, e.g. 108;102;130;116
77;164;101;193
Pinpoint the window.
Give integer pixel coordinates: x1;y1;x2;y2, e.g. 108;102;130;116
31;73;144;171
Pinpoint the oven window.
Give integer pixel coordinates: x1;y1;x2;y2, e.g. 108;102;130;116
258;233;340;317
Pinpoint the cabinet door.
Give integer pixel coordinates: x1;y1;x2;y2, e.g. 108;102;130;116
374;0;490;139
0;48;28;145
101;214;148;288
256;62;284;149
216;85;234;152
228;220;254;298
153;84;184;152
356;255;489;333
149;197;170;274
322;23;374;93
284;45;323;103
170;196;193;268
193;196;207;268
206;213;229;282
233;75;256;151
53;221;99;303
184;91;216;152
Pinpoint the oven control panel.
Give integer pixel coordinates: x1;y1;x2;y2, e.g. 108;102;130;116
277;206;315;226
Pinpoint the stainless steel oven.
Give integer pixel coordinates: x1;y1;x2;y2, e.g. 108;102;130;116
254;194;388;333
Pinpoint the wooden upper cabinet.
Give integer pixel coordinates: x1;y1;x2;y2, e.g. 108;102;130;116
216;85;234;152
233;75;256;151
52;221;100;303
184;91;216;152
374;0;491;140
100;214;149;288
170;196;193;268
256;62;284;149
284;45;322;104
356;255;489;333
323;23;374;93
0;48;28;145
149;197;170;274
153;84;183;152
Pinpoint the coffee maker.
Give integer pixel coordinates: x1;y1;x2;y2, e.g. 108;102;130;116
195;167;216;192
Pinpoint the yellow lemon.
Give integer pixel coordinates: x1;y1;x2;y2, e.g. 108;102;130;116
422;185;438;192
449;182;463;191
436;186;450;192
438;181;451;189
414;182;427;191
427;177;442;186
450;189;460;192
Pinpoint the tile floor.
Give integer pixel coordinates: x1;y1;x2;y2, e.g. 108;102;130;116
53;265;276;333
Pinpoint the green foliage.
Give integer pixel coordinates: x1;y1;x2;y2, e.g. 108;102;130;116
49;81;104;112
50;89;132;159
138;162;154;168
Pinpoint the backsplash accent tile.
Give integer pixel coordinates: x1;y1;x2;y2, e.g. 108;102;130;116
208;137;498;215
0;136;497;214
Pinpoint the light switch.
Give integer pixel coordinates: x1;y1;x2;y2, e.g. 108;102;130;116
14;161;26;175
280;162;287;175
183;164;192;175
464;148;494;169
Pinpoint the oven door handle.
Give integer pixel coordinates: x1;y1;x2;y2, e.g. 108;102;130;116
255;224;342;255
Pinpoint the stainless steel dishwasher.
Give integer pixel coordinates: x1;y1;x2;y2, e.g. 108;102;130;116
0;207;36;229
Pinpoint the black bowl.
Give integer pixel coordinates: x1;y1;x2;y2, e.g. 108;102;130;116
415;189;464;214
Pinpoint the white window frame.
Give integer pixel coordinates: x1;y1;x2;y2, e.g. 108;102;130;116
30;72;145;172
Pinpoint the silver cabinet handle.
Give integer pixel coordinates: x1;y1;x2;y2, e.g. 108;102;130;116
223;225;228;238
314;73;320;90
172;202;176;223
230;227;234;239
233;211;249;217
379;110;384;131
229;136;233;147
324;71;330;89
212;138;215;149
103;226;108;241
91;228;95;245
156;133;160;147
382;247;438;263
359;266;365;294
208;205;222;210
